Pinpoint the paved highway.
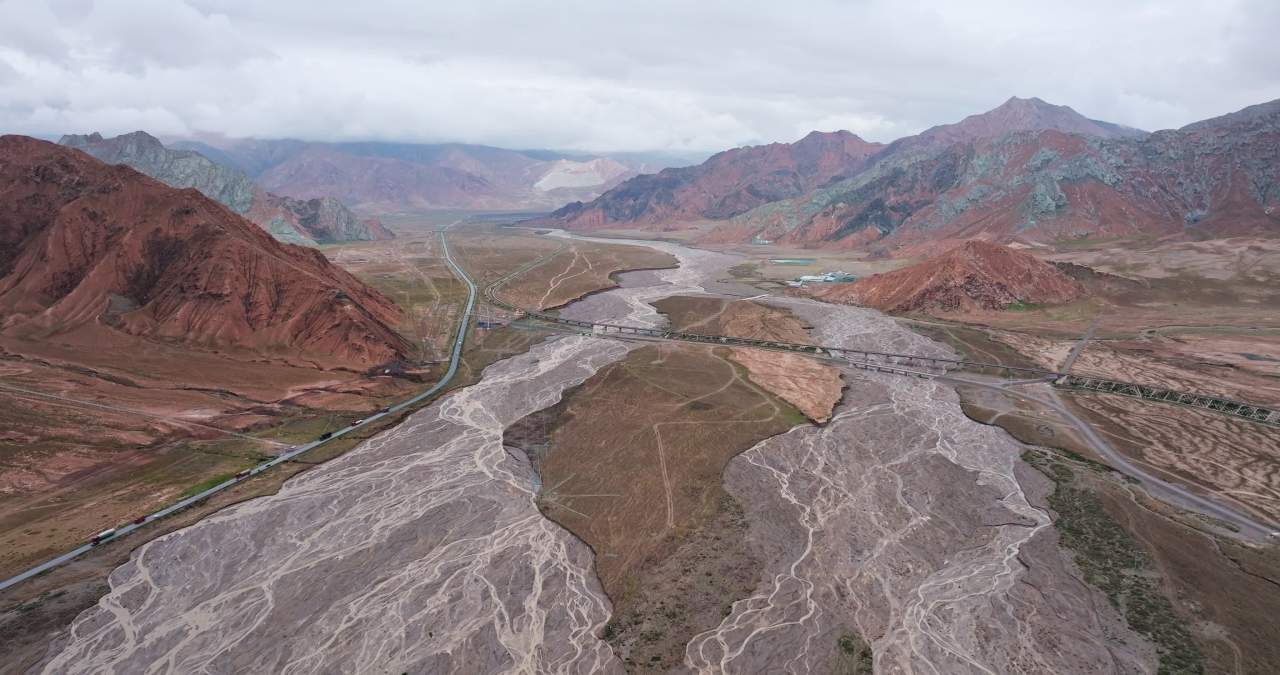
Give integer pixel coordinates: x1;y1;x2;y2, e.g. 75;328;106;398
0;225;478;594
946;373;1280;542
732;349;1280;541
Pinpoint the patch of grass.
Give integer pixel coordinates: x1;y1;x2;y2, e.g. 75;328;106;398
1004;299;1043;312
251;415;354;445
1021;445;1112;476
601;620;619;640
902;321;1042;370
835;632;874;675
179;469;247;498
1030;456;1205;675
1051;234;1158;252
778;404;810;427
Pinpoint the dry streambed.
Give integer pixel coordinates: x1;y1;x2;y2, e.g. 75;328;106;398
39;337;633;674
678;299;1154;674
37;232;1165;674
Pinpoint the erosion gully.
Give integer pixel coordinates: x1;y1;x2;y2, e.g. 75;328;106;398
38;232;1151;674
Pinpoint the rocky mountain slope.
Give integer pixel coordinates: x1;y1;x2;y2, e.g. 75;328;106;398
729;97;1280;255
889;96;1146;154
0;135;409;368
254;146;503;212
535;130;884;229
60;132;392;246
173;138;668;212
738;99;1280;254
812;240;1087;313
537;97;1280;254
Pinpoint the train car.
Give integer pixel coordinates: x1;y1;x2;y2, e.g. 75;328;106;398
90;528;117;546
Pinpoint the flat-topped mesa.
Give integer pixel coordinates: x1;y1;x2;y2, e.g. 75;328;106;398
813;240;1086;314
0;135;410;368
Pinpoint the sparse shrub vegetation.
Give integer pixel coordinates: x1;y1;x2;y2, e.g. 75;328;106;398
1031;456;1205;675
835;632;874;674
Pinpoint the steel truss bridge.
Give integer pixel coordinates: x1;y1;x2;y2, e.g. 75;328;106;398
484;284;1280;429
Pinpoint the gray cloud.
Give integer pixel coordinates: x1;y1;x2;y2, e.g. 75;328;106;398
1;0;1278;151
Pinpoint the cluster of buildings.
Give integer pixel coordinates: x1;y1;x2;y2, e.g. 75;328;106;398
786;271;857;287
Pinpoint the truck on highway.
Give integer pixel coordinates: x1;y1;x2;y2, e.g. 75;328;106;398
319;431;332;440
235;470;251;480
90;529;117;546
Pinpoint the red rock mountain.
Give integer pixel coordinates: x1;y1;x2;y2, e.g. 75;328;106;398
538;97;1280;254
813;241;1086;313
889;96;1145;153
536;130;883;229
0;135;410;368
735;98;1279;255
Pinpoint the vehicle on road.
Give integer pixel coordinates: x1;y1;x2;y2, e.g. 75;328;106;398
132;516;147;525
353;419;365;425
235;470;251;479
319;431;332;440
90;529;117;546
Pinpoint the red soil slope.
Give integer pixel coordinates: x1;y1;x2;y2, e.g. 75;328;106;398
0;135;409;368
814;241;1086;313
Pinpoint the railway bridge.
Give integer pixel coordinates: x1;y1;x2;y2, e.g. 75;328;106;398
484;284;1280;429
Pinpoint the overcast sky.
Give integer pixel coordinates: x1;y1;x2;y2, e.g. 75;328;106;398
1;0;1278;152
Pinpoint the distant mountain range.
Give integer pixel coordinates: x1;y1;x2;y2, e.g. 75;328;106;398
543;130;884;229
169;137;703;213
536;97;1280;255
0;136;409;368
60;132;393;246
